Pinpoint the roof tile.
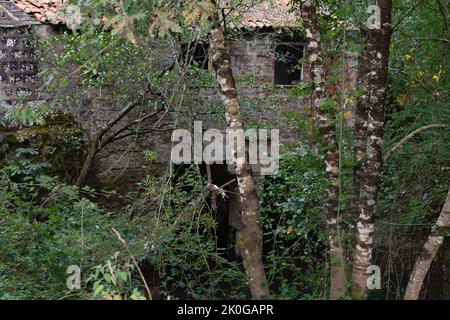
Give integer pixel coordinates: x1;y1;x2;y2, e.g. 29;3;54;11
13;0;64;24
7;0;297;28
227;0;298;29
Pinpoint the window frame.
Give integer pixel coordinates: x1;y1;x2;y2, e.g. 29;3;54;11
273;42;306;87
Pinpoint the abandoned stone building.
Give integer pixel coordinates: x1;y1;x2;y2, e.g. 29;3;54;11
0;0;359;264
0;0;357;194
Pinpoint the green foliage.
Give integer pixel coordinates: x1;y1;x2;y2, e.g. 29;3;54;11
87;252;146;300
2;0;448;301
372;0;450;299
64;0;215;42
128;165;249;299
1;103;51;128
143;150;158;164
261;152;329;299
0;149;125;299
41;32;146;89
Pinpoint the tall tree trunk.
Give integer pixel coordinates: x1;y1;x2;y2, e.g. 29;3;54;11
349;30;370;253
404;187;450;300
299;0;347;300
208;5;269;299
351;0;393;300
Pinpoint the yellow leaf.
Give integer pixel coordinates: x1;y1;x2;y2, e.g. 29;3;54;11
404;54;412;61
287;226;294;235
432;75;440;82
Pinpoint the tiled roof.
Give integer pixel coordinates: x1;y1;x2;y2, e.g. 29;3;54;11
227;0;298;29
2;0;297;28
0;0;39;26
13;0;64;24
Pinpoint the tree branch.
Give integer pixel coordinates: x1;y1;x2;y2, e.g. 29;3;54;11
98;125;174;151
437;0;449;32
392;0;425;32
390;67;442;102
75;89;150;187
384;124;449;162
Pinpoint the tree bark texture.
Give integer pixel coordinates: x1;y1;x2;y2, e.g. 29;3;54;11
209;5;269;299
299;0;347;300
351;0;393;300
350;29;371;253
404;187;450;300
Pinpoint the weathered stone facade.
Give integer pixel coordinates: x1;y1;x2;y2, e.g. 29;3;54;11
1;1;357;193
0;25;38;105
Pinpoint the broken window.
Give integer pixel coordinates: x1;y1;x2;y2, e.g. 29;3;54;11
274;44;304;86
181;42;210;70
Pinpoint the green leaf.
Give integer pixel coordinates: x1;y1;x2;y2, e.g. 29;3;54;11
93;284;104;297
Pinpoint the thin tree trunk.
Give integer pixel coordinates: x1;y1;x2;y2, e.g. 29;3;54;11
208;5;269;299
299;0;347;300
76;93;147;187
404;187;450;300
76;136;101;187
351;0;393;300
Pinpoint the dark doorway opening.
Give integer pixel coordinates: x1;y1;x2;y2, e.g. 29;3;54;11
172;163;239;253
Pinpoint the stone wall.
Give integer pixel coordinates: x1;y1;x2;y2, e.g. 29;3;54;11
1;25;358;193
0;25;38;105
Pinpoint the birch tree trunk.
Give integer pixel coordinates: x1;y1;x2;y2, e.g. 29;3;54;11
351;0;393;299
404;187;450;300
350;29;370;248
208;6;269;299
299;0;347;300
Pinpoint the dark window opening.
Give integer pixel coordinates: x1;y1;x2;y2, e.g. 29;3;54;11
172;163;239;253
181;42;209;70
274;44;304;86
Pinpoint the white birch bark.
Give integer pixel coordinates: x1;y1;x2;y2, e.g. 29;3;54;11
299;0;347;299
405;187;450;300
351;0;393;299
208;2;269;298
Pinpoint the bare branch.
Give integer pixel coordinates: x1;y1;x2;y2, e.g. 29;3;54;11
384;124;449;162
437;0;449;32
392;0;425;32
390;67;442;102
